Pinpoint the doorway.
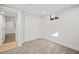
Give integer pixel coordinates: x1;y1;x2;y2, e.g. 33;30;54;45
0;16;17;52
0;6;18;52
4;16;16;43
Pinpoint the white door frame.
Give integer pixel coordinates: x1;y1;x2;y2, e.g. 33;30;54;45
0;6;24;46
15;10;24;46
2;15;5;43
0;14;3;45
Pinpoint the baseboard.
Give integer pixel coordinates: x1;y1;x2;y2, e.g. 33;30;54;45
43;38;79;52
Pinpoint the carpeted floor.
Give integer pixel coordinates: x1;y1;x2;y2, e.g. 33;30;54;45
0;39;79;54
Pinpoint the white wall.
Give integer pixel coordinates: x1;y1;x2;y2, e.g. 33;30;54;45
5;16;15;34
24;14;42;42
42;7;79;51
21;7;79;51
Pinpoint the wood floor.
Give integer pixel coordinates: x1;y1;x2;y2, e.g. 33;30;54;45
0;34;17;52
4;33;15;43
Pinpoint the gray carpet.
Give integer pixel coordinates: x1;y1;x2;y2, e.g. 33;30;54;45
0;39;79;54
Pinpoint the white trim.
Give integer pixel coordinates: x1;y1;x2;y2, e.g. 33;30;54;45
0;6;23;46
16;10;24;46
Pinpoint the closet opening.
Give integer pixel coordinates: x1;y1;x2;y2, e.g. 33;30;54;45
0;6;18;52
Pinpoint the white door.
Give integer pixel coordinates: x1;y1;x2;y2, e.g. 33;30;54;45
0;14;5;45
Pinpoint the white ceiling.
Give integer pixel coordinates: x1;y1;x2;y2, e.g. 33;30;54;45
0;5;18;17
1;4;79;16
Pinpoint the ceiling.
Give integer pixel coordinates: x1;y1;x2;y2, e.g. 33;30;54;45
1;4;79;16
0;5;17;17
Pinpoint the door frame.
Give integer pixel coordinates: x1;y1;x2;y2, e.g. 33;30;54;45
0;6;23;46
